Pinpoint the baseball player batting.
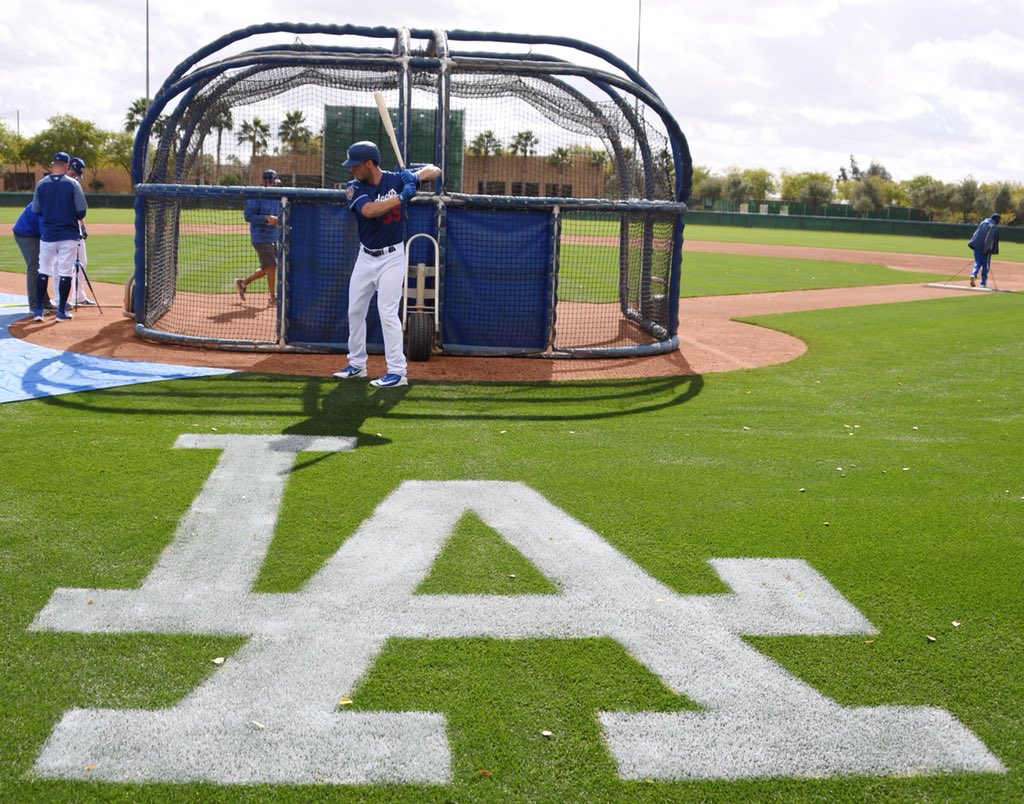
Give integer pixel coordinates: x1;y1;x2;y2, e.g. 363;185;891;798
332;140;441;388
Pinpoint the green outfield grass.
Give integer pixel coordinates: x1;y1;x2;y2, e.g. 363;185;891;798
2;227;957;298
683;223;1024;262
1;290;1021;801
0;207;136;225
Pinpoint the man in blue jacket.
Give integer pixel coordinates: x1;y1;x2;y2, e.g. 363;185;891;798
12;202;54;314
31;151;88;321
969;212;1000;288
235;169;281;304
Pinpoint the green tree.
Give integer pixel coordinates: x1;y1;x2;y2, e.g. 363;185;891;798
102;129;135;174
694;174;723;207
570;144;607;168
986;183;1013;217
798;177;834;214
780;171;833;204
124;97;168;138
901;175;950;220
1013;193;1024;226
654;148;676;199
278;110;313;154
864;160;892;182
0;121;31;190
741;168;775;200
0;120;21;165
547;146;572;171
467;130;504;157
849;176;884;216
24;114;106;170
124;97;148;133
723;169;748;203
278;110;314;185
950;176;980;222
508;130;538;157
546;147;573;195
509;130;539;195
468;130;504;191
210;106;234;184
237;117;271;182
690;165;713;193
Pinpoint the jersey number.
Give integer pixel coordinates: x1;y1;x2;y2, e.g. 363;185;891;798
382;206;401;224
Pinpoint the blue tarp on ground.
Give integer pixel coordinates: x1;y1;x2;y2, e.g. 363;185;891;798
0;294;235;404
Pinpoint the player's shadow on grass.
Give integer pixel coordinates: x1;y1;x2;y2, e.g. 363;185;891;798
390;373;705;423
284;378;410;445
35;366;703;442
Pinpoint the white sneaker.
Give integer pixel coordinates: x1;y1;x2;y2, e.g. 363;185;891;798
370;373;408;388
332;365;367;379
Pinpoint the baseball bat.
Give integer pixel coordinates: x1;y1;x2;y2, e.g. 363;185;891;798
76;223;103;314
373;91;406;169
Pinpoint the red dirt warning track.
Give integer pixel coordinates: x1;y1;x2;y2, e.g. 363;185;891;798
5;242;1019;381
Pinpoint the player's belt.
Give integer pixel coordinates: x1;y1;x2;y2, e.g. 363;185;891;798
363;245;397;257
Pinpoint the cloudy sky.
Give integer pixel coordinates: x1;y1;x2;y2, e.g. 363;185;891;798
2;0;1021;184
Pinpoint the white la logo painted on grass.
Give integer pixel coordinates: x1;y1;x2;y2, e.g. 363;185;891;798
31;434;1004;784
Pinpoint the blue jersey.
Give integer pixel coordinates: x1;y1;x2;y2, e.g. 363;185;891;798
12;203;42;237
31;173;87;242
968;217;999;255
243;197;281;245
345;170;406;249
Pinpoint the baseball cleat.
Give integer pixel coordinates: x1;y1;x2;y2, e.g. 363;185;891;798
332;365;367;379
55;309;74;322
235;278;246;300
32;309;44;322
370;373;408;388
77;298;96;305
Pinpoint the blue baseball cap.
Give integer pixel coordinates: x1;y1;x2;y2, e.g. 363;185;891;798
69;156;86;175
52;151;70;164
343;141;381;167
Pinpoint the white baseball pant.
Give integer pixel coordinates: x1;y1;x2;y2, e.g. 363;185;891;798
346;243;407;377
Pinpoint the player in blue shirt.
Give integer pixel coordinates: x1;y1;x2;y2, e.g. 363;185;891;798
968;212;1000;288
236;169;282;303
332;141;440;387
12;202;51;314
31;151;88;321
65;156;95;306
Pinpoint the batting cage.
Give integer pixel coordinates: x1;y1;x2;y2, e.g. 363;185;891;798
131;23;692;358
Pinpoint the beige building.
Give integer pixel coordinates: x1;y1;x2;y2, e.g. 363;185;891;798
461;154;605;198
3;164;133;194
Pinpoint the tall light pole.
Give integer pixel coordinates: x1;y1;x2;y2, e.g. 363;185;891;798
636;0;642;73
146;0;151;114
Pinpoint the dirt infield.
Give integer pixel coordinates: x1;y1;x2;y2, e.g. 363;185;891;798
5;241;1019;381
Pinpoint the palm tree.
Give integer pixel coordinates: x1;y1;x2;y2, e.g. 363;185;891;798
124;98;148;133
210;107;233;183
509;130;538;195
278;110;313;185
236;117;270;183
547;147;572;195
124;97;168;142
468;130;503;192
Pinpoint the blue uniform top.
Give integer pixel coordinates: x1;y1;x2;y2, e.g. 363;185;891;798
243;197;281;245
345;170;406;249
31;173;87;242
12;203;42;237
968;217;999;255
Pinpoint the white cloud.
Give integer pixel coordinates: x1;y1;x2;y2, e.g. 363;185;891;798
2;0;1022;183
